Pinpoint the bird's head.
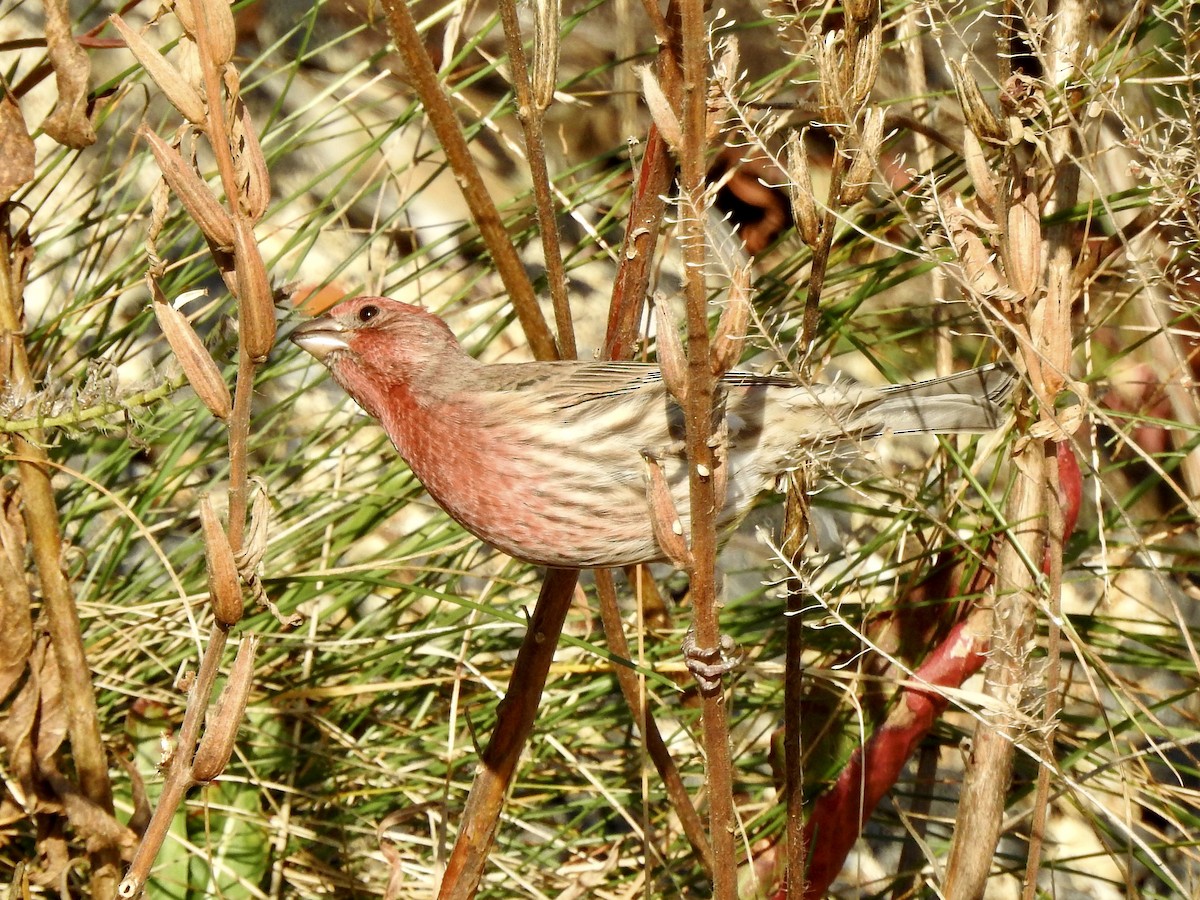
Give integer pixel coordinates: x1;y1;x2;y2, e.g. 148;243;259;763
291;296;467;417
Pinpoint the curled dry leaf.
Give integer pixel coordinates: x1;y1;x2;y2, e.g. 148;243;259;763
40;0;96;147
199;495;243;628
641;451;692;569
109;15;207;125
848;16;881;114
150;282;232;419
0;93;34;204
141;126;236;249
173;0;196;34
233;218;276;362
817;31;847;121
191;635;258;783
946;205;1019;303
0;483;33;706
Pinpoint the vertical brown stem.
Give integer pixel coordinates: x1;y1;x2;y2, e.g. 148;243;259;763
437;568;579;899
676;0;736;896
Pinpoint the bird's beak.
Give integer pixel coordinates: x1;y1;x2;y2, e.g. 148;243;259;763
291;316;349;361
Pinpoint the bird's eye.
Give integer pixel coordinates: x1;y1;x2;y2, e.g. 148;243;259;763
358;304;380;323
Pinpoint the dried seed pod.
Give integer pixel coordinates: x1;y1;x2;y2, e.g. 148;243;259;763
640;66;683;154
232;103;270;222
199;494;242;626
233;218;276;362
711;264;751;377
1003;173;1042;300
141;126;236;249
195;0;235;68
173;0;197;34
816;31;847;121
651;293;688;404
947;205;1018;302
950;59;1007;144
151;283;232;419
962;130;999;217
840;107;883;205
848;16;881;113
532;0;560;113
110;15;206;125
191;635;257;783
843;0;877;27
641;451;692;569
786;131;821;247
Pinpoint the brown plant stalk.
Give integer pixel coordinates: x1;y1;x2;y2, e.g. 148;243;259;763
0;223;122;899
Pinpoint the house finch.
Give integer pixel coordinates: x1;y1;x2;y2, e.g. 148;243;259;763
291;297;1012;569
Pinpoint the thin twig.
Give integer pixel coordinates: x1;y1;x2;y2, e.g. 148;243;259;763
436;568;580;900
496;0;575;358
594;569;714;874
380;0;558;362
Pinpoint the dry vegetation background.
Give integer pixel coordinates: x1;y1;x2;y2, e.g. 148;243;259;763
2;0;1200;897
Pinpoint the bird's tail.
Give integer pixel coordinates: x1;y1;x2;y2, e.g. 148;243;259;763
871;363;1015;434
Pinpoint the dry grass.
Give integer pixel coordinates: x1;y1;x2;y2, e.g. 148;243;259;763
1;0;1199;898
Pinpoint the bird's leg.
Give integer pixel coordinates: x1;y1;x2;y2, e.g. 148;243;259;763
640;447;693;569
681;624;743;693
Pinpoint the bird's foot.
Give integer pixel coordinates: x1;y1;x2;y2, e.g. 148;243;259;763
682;627;742;693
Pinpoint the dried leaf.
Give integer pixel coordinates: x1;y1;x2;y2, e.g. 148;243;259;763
40;0;96;148
0;496;33;705
840;106;883;205
711;264;751;377
109;15;207;125
946;204;1017;302
950;58;1006;145
848;14;881;113
174;0;197;34
0;94;34;204
641;452;692;569
962;130;998;218
33;641;67;770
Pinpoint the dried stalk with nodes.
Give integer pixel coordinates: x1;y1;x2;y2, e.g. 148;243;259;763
111;0;275;894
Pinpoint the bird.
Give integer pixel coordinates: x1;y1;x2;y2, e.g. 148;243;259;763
291;296;1012;569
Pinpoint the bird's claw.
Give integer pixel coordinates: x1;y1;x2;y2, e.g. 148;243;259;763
682;628;742;692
